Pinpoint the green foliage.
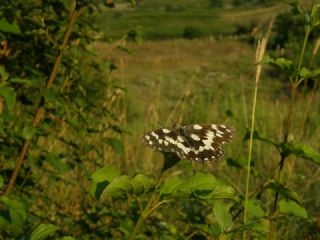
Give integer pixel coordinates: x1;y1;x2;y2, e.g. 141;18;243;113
279;199;308;219
0;0;319;239
30;224;60;240
160;172;234;199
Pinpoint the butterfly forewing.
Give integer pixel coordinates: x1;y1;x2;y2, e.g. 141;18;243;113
143;124;234;163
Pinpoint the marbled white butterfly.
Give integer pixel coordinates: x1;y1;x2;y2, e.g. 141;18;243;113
143;124;234;163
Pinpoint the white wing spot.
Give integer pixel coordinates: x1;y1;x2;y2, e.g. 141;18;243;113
165;136;174;144
220;125;226;129
177;136;184;142
211;124;219;130
199;146;204;152
159;139;163;144
145;135;150;140
151;132;159;139
162;129;171;133
204;157;209;161
177;143;190;154
193;124;202;130
216;133;223;138
164;141;168;146
148;141;153;145
226;128;232;133
191;134;201;141
206;131;215;139
204;145;211;150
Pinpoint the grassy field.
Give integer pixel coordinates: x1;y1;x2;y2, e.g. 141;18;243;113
2;0;319;239
89;2;320;238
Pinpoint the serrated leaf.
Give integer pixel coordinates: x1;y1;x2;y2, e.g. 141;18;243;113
30;224;60;240
0;19;21;34
265;57;296;78
299;67;320;79
282;142;320;165
105;138;124;157
131;174;154;195
160;173;234;199
90;169;155;200
89;165;120;199
91;165;120;183
279;200;308;219
266;181;300;203
102;175;133;198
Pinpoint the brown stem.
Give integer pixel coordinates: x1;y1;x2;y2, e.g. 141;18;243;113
3;3;79;195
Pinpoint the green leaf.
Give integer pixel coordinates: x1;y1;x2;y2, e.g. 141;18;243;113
279;200;308;219
160;176;183;196
299;67;320;79
30;224;60;240
0;86;16;109
89;165;120;199
265;181;300;203
9;77;37;87
0;19;21;34
105;138;124;157
101;174;154;200
131;173;154;195
282;142;320;165
213;201;233;232
0;196;27;236
246;199;265;218
90;167;155;200
310;3;320;27
264;57;296;79
160;173;234;199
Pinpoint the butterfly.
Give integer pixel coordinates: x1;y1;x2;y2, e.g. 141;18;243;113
143;124;234;163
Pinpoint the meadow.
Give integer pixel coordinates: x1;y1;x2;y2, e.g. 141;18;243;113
0;0;319;239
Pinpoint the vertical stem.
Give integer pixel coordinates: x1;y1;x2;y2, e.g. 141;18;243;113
128;169;166;240
269;19;311;240
243;18;274;240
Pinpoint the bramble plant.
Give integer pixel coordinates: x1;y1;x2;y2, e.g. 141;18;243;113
0;0;320;239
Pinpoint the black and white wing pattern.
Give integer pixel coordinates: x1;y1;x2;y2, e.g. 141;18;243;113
143;124;234;163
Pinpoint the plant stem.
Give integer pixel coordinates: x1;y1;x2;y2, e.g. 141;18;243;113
3;2;79;195
128;169;166;240
243;18;273;240
269;19;311;240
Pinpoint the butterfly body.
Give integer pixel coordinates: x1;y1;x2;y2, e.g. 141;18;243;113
143;124;234;163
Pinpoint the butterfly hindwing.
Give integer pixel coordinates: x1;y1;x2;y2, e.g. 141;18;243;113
143;124;234;163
